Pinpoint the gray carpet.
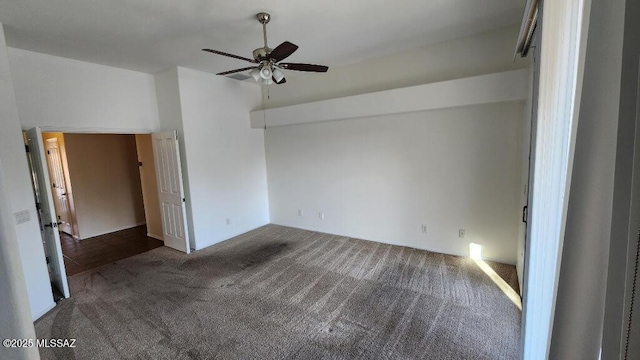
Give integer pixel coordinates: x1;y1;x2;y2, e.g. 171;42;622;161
35;224;521;359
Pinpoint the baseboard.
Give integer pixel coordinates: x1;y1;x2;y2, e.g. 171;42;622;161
193;221;271;251
32;302;56;321
79;222;149;240
147;233;164;241
269;222;516;266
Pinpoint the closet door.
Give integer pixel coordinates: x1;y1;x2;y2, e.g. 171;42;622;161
152;131;190;254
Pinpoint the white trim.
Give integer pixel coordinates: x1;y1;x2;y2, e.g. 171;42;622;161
78;222;147;240
32;301;56;321
22;126;154;134
521;0;590;358
270;222;515;265
250;70;529;128
147;233;164;241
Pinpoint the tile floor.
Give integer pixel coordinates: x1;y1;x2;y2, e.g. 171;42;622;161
60;226;163;276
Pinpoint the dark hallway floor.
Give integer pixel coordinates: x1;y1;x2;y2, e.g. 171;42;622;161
60;225;163;276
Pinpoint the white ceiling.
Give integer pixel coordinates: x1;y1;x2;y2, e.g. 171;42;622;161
0;0;524;75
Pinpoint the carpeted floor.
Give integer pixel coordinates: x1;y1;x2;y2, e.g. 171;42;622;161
35;224;521;359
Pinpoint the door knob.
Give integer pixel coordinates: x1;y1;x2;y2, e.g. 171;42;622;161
44;221;62;228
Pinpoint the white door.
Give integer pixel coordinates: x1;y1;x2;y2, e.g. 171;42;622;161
152;131;190;253
44;138;73;236
26;127;70;298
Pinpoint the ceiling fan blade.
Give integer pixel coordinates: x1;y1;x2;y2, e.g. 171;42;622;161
202;49;258;63
269;41;298;62
216;66;257;76
273;76;286;84
280;63;329;72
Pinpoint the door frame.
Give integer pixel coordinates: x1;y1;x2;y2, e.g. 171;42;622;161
519;30;539;300
520;0;591;357
43;136;75;237
26;127;70;298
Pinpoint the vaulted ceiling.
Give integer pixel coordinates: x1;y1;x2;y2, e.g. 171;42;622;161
0;0;523;74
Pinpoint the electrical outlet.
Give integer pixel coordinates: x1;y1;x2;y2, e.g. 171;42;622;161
459;229;466;238
298;210;304;217
14;210;30;225
421;224;428;234
319;212;325;220
226;218;231;225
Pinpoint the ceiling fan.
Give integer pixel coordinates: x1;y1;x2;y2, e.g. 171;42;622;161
202;12;329;85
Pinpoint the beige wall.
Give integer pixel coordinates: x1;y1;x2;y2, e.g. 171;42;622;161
64;134;145;239
134;134;162;240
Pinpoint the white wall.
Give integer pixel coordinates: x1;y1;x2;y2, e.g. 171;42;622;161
0;23;39;360
252;70;529;128
154;67;196;249
64;134;146;239
262;26;529;266
264;25;530;109
8;47;159;133
176;67;270;250
0;159;39;360
0;25;54;320
266;102;524;264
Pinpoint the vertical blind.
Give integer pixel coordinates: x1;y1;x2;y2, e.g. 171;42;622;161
626;226;640;359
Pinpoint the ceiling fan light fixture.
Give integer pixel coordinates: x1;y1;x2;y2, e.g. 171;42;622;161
259;66;272;80
262;77;274;85
272;68;285;83
249;68;261;81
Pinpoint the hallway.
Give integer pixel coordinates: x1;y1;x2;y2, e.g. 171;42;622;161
60;226;163;276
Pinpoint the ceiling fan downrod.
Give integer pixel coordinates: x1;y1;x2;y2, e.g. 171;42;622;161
253;12;272;61
257;12;270;48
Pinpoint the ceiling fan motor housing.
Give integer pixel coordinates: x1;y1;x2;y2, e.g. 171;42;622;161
252;47;272;61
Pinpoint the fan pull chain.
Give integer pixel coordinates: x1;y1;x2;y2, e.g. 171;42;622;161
262;85;266;130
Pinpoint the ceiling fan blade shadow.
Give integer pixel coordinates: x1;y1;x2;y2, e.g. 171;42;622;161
202;49;258;63
216;66;258;76
280;63;328;72
273;76;286;84
269;41;298;62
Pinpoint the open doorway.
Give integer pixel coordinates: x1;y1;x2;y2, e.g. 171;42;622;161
40;132;164;277
25;130;172;301
26;128;191;302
